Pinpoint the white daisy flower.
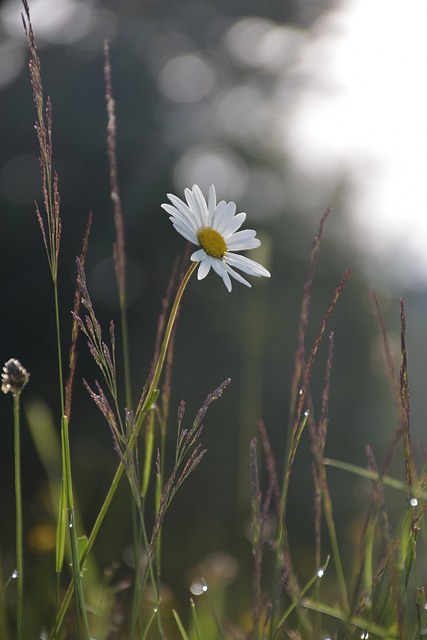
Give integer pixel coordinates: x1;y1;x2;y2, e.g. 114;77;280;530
162;184;271;292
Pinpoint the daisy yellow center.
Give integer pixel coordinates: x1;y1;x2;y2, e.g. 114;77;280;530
197;228;226;258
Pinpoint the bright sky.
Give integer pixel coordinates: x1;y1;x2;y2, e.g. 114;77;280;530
286;0;427;288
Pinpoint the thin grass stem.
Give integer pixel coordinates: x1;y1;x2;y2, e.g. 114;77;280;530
274;556;330;633
13;394;23;640
172;610;191;640
190;598;202;640
61;416;90;639
53;284;65;417
141;607;158;640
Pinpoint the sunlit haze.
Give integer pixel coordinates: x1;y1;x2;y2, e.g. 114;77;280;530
284;0;427;287
2;0;427;288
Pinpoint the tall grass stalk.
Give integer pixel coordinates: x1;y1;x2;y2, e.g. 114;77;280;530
22;0;92;626
51;260;198;636
2;359;29;639
104;41;132;412
269;209;352;636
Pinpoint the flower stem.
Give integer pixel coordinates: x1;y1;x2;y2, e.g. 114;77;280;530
50;260;198;638
136;261;198;426
14;393;23;640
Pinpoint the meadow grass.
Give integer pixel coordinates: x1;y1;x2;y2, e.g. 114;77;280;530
1;2;426;639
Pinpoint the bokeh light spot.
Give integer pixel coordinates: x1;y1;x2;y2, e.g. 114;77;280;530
173;147;246;198
158;53;217;103
224;17;277;67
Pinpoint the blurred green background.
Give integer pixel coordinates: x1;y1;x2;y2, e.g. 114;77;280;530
1;0;427;633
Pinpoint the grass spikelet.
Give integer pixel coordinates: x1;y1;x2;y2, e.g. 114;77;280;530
150;379;231;552
287;207;330;434
65;212;93;421
104;41;133;411
371;293;416;489
22;0;61;283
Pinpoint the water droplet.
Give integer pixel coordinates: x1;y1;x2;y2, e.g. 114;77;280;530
69;523;73;528
12;570;18;579
298;388;303;396
361;633;369;639
304;410;309;417
317;568;324;578
153;607;158;614
190;580;208;596
410;497;418;507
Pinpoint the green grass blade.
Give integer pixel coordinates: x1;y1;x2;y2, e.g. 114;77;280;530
275;556;330;631
173;610;190;640
190;599;201;640
323;458;423;496
55;478;67;574
141;410;155;498
61;415;90;639
302;598;399;638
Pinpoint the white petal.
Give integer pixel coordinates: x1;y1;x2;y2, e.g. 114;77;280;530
192;185;210;226
191;248;207;262
207;185;217;222
211;259;232;291
162;202;197;230
172;220;198;244
221;212;247;238
212;200;227;229
223;262;251;287
225;252;271;277
197;257;212;280
214;201;237;235
185;186;206;228
226;229;260;251
164;194;195;228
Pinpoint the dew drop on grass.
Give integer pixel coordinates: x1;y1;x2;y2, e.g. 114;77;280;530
304;410;309;417
12;570;18;579
410;497;418;507
360;633;369;639
317;568;324;578
190;580;208;596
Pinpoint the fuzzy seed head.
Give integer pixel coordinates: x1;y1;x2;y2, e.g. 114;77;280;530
2;359;30;397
